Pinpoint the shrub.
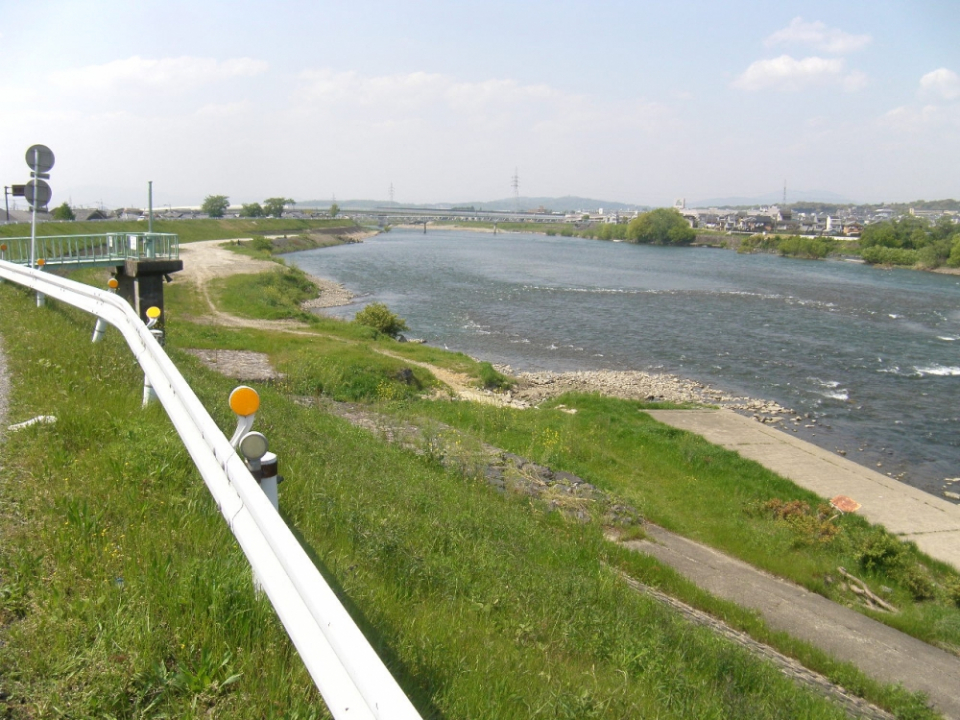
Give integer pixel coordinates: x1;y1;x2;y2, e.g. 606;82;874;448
250;236;273;252
946;579;960;608
354;302;409;338
856;530;907;571
899;566;936;601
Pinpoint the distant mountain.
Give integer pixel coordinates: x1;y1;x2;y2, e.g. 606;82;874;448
459;196;648;213
690;190;854;208
297;196;648;213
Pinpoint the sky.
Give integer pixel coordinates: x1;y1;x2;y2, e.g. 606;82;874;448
1;0;958;209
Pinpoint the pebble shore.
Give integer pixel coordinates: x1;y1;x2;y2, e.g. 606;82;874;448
496;367;795;420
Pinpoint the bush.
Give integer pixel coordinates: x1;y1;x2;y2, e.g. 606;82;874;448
856;531;907;571
899;566;936;601
354;302;409;337
250;236;273;252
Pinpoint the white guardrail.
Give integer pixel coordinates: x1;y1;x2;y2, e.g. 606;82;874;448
0;260;423;720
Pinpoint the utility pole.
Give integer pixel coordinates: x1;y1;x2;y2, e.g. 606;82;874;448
148;180;154;233
389;182;395;204
512;167;520;211
3;186;9;223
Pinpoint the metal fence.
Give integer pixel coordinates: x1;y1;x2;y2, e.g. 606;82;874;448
0;260;422;720
0;232;179;267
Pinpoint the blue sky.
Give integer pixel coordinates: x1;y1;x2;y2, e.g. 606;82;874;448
2;0;958;208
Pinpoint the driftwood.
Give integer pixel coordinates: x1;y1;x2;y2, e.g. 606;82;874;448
838;567;899;613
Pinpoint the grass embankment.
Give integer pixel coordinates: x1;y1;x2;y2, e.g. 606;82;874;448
0;258;950;718
0;217;358;244
398;398;960;645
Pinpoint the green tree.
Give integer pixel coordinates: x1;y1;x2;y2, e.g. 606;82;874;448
52;202;75;221
239;202;264;218
263;197;294;218
329;202;340;218
201;195;230;218
626;208;696;245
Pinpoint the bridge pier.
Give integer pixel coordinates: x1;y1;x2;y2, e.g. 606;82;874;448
114;258;183;332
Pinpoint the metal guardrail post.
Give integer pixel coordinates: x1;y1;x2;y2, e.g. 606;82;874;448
142;306;163;406
92;278;119;343
0;244;5;284
36;258;45;307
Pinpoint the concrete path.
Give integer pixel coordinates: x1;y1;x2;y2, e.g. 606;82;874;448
624;524;960;719
646;409;960;571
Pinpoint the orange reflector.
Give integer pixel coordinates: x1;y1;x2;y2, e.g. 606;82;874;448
229;386;260;417
37;258;45;266
108;278;119;289
146;306;161;319
0;244;7;251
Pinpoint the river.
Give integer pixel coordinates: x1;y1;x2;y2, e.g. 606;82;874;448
287;228;960;500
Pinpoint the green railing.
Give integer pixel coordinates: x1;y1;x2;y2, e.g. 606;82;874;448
0;232;179;267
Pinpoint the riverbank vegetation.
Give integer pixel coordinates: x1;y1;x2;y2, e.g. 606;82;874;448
859;216;960;269
0;242;955;717
737;234;836;259
3;282;908;719
572;208;696;245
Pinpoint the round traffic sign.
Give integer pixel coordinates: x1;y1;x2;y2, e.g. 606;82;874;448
24;179;52;208
25;145;55;173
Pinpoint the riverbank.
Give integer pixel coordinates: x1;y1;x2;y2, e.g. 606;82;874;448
9;272;935;719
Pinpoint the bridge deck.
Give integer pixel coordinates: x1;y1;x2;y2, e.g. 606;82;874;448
0;232;179;269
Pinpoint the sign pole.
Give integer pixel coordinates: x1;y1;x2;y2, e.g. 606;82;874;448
30;148;38;268
23;144;55;269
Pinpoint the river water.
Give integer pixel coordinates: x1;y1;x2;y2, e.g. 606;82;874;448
287;228;960;499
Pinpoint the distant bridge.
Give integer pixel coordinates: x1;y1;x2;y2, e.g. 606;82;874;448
0;232;179;269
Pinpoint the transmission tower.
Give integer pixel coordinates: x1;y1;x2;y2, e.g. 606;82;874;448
511;167;520;210
389;182;395;204
783;180;787;206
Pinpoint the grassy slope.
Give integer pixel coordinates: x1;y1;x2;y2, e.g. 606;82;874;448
401;396;960;648
0;256;947;717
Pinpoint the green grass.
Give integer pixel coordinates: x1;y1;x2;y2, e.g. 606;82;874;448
0;283;892;719
0;217;357;244
0;263;949;719
392;394;960;653
212;264;319;321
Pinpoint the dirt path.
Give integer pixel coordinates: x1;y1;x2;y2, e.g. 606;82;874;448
176;240;496;401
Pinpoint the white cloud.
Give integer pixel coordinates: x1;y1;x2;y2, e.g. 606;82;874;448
297;70;563;112
881;103;960;132
764;17;871;55
920;68;960;101
732;55;864;92
49;56;268;94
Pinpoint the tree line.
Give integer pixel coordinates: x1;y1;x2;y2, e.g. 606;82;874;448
551;208;696;245
859;215;960;268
